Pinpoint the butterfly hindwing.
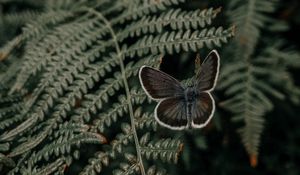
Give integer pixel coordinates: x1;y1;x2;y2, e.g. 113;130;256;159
155;96;188;130
139;66;184;100
196;50;220;92
191;92;215;128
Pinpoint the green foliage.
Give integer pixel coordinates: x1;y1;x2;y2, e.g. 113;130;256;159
218;0;300;161
1;0;299;174
0;0;234;174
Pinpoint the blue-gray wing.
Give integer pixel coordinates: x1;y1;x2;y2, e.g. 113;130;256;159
191;92;215;128
196;50;220;92
154;97;188;130
139;66;184;100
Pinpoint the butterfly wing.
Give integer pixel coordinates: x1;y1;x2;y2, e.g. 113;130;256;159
139;66;184;100
154;97;188;130
196;50;220;92
191;92;215;128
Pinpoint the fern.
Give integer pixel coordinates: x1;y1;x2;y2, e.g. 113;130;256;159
0;0;234;174
219;0;300;165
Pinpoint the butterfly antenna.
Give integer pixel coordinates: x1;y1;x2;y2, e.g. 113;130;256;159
158;54;164;68
193;53;202;87
195;53;201;75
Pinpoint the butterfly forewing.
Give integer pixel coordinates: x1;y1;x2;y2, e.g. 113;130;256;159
155;97;188;130
191;92;215;128
196;50;220;92
139;66;184;100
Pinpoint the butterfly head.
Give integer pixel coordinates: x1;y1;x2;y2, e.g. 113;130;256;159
182;78;195;88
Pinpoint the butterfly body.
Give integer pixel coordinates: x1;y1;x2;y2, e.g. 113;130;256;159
185;86;197;103
139;50;220;130
182;86;195;128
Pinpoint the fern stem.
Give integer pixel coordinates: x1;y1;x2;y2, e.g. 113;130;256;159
88;8;146;175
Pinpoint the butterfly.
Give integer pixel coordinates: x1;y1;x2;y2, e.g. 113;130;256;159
139;50;220;130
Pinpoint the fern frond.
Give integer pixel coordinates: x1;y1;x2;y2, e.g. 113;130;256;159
130;87;152;105
220;0;293;159
92;95;128;132
220;59;276;155
0;115;39;141
1;55;120;141
1;57;119;145
21;9;75;39
110;0;186;25
113;154;140;175
140;135;183;163
0;36;22;62
0;143;10;152
1;10;40;29
33;157;66;175
118;7;221;40
227;0;276;53
134;108;157;130
110;123;134;158
0;9;74;64
220;46;300;157
73;72;124;122
26;132;106;166
7;123;90;158
146;165;167;175
0;153;15;169
11;16;107;92
80;152;109;175
126;26;235;57
31;41;117;101
7;126;52;158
